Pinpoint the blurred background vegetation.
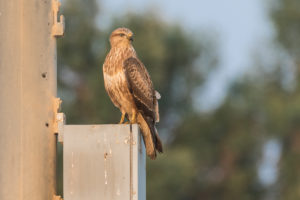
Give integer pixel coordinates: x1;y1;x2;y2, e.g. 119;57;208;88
57;0;300;199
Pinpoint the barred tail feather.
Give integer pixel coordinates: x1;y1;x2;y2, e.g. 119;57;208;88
154;127;163;153
137;113;157;159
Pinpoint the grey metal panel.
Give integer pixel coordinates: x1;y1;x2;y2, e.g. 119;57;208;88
64;124;146;200
132;126;146;200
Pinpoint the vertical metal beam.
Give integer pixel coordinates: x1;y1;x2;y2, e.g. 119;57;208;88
0;0;59;199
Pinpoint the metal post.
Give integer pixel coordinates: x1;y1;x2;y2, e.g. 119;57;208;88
0;0;63;199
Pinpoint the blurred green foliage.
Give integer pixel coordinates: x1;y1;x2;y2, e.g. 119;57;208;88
271;1;300;199
57;0;300;199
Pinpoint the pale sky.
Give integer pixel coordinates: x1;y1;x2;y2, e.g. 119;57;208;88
99;0;275;111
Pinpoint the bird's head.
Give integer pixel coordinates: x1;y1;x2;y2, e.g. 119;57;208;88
109;27;134;47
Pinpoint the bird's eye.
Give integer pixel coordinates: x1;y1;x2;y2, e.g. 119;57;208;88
120;33;125;37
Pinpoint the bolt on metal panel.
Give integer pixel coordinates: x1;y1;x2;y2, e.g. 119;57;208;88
63;124;146;200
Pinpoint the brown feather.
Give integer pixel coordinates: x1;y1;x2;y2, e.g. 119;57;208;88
154;127;163;153
123;57;155;113
137;112;157;159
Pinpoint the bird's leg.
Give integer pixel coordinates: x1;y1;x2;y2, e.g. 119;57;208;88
119;111;126;124
129;109;137;124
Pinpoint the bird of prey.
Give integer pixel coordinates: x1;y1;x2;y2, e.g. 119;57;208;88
103;27;163;159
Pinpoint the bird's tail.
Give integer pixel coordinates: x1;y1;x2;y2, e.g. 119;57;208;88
137;112;163;160
154;126;163;153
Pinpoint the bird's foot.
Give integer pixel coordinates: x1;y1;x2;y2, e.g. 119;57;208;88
129;111;137;124
119;112;126;124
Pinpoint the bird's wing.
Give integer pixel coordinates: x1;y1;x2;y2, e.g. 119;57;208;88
123;57;156;119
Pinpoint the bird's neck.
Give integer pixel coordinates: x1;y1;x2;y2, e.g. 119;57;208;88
110;44;137;59
103;45;137;75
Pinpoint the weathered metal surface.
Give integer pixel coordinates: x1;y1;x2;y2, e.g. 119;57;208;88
52;195;63;200
63;124;146;200
52;0;65;37
56;112;65;142
0;0;58;199
53;97;63;134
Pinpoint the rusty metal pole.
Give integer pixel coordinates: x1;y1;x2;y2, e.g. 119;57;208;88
0;0;64;200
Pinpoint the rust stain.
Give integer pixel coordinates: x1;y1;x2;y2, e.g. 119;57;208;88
104;152;108;160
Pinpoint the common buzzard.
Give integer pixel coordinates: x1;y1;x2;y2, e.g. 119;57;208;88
103;27;163;159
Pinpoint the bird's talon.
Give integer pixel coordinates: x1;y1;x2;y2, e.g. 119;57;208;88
119;112;126;124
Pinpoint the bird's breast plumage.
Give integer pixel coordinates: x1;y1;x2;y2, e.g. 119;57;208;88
103;46;137;113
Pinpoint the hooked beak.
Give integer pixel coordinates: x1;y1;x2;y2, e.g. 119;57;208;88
127;33;133;42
